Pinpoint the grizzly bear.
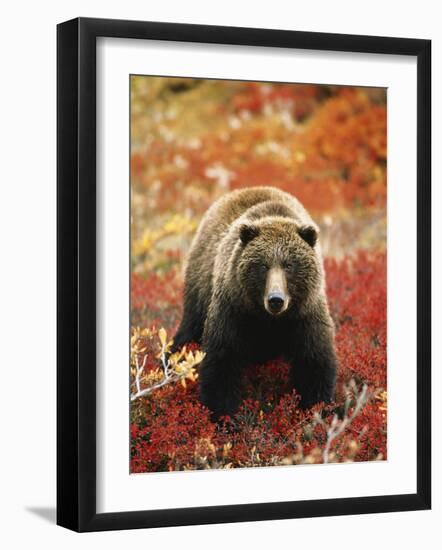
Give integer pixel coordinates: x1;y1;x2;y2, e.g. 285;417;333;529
173;186;337;419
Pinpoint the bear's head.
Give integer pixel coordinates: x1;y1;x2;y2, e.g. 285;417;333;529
236;217;322;317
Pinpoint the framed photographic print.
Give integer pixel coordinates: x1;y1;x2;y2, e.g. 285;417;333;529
57;17;431;532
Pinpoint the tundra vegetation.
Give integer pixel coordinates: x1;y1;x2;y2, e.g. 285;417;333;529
130;78;387;472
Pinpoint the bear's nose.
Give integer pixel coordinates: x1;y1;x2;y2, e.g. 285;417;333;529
268;292;285;313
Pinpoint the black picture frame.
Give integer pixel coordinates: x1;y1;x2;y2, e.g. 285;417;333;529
57;17;431;532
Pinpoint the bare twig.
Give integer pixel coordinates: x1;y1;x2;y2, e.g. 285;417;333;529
134;355;148;396
130;340;177;401
316;382;369;463
130;328;203;402
130;374;179;401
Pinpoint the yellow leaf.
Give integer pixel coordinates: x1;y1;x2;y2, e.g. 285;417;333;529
158;327;167;346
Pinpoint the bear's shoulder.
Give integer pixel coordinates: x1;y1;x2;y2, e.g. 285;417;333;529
208;186;313;230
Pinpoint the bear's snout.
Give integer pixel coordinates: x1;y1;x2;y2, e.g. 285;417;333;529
264;266;290;316
268;292;285;313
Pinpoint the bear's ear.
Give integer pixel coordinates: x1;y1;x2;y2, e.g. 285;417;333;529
239;223;260;245
298;224;318;247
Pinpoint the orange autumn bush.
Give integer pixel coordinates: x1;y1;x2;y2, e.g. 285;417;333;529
131;85;386;219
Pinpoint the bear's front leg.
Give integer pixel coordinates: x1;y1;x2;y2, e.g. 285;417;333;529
287;307;337;409
199;292;250;420
199;349;245;421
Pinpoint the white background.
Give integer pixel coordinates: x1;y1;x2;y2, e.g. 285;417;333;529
0;0;440;548
97;39;417;512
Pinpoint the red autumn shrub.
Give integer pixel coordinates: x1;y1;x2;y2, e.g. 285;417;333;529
131;269;183;330
131;385;216;472
130;251;387;472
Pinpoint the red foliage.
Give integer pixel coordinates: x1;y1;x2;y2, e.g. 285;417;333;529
131;269;183;330
131;385;216;472
326;251;387;389
130;251;387;472
231;82;322;120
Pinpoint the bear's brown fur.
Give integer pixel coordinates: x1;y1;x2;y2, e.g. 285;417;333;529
173;186;337;418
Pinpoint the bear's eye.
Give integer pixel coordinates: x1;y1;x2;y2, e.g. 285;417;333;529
259;264;269;273
283;261;294;271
